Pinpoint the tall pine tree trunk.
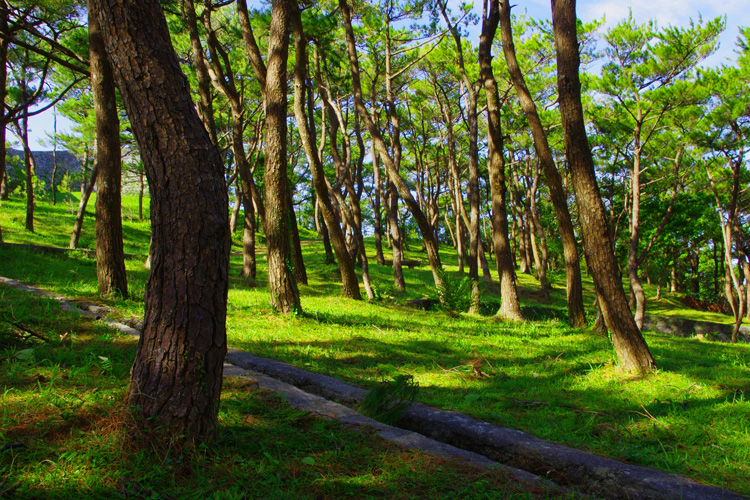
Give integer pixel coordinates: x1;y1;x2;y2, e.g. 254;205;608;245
70;157;98;249
478;0;523;321
89;2;128;298
552;0;655;372
499;0;585;325
291;18;361;298
91;0;230;442
264;0;300;313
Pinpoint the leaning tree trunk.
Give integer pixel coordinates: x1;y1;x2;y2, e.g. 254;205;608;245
91;0;230;442
552;0;655;373
499;0;585;326
20;114;34;233
291;15;361;299
477;0;523;321
70;159;98;249
339;0;444;291
288;190;308;286
89;2;128;299
0;34;7;240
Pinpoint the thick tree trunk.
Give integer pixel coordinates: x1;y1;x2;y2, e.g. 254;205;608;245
91;0;230;442
552;0;655;372
477;0;523;321
89;3;128;299
291;19;360;299
499;0;585;325
264;0;301;313
69;161;99;250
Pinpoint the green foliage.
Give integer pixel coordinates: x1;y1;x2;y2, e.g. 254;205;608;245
359;374;419;425
435;268;472;313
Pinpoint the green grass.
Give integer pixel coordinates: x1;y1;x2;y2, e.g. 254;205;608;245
1;195;749;495
0;286;573;500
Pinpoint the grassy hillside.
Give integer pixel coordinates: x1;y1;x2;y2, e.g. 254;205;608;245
1;194;749;495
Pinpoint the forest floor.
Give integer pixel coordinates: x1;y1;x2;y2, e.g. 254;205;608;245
1;194;749;498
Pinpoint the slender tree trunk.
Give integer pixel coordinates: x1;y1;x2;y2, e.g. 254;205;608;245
182;0;218;146
69;162;99;249
242;192;256;279
288;190;308;285
552;0;655;372
18;114;35;232
628;123;647;329
296;38;361;297
317;199;336;264
91;0;230;442
90;2;128;298
477;0;522;320
0;30;7;237
138;170;144;221
230;180;242;234
372;145;385;265
339;0;443;291
387;181;406;290
51;111;58;205
528;160;550;299
499;0;585;325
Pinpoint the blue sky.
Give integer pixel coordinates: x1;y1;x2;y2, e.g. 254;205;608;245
20;1;750;151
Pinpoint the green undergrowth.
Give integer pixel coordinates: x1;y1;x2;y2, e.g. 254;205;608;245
0;285;572;500
1;195;749;495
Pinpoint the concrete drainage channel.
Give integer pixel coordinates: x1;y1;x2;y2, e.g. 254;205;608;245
2;276;746;500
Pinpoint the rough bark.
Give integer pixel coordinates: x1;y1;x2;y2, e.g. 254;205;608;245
477;0;523;321
89;2;128;299
291;18;361;299
91;0;230;442
264;0;301;313
499;0;585;325
552;0;656;372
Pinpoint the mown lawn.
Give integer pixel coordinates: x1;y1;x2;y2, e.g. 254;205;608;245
1;195;749;495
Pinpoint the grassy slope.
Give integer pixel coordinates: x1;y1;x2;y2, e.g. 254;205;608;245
1;195;749;495
0;286;566;500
